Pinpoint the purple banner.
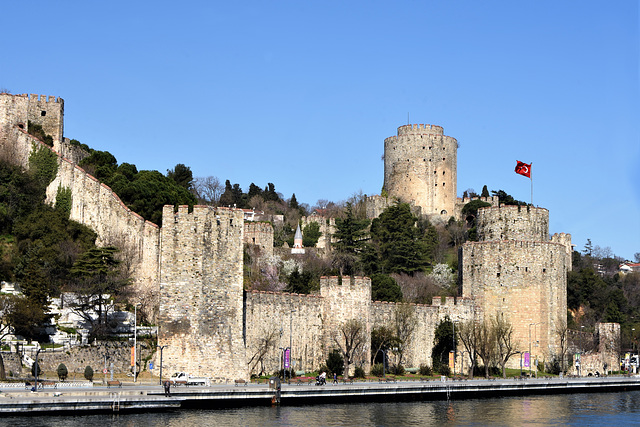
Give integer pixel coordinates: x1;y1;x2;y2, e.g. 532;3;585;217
284;348;290;369
524;352;530;368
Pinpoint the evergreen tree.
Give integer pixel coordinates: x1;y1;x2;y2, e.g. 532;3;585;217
371;273;402;302
167;163;194;190
481;185;490;198
369;203;429;275
219;180;234;206
332;203;370;275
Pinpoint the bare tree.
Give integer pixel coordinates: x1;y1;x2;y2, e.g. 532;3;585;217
394;304;417;367
476;319;496;378
370;325;399;365
333;319;366;379
247;328;279;376
456;319;479;379
555;314;569;373
192;176;223;205
493;313;519;378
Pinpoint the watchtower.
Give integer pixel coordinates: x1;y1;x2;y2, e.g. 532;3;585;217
383;124;458;220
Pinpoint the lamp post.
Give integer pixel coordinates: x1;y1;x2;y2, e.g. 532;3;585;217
157;345;167;385
381;349;387;379
34;348;41;392
133;303;141;383
452;320;458;378
529;323;534;377
289;309;296;384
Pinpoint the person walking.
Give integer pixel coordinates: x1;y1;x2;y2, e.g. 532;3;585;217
333;372;338;384
164;380;171;397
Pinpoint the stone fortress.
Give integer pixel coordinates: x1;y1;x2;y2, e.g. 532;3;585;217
0;92;616;380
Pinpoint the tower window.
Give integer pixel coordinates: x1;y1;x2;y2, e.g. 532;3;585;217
443;171;445;175
41;111;46;116
442;158;445;161
443;183;445;186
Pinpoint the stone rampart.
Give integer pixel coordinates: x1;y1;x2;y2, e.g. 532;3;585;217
461;240;568;365
244;221;274;257
301;216;335;249
477;205;549;242
245;291;324;374
158;205;247;383
383;124;458;219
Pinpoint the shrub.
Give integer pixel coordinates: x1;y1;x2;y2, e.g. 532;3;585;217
390;364;405;376
436;364;450;377
419;364;433;376
84;366;94;381
31;361;42;377
354;366;366;378
371;363;385;377
57;363;68;381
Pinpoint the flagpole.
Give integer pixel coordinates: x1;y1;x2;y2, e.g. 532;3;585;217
530;163;533;206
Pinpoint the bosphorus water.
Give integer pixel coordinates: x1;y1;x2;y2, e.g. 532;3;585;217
1;390;639;426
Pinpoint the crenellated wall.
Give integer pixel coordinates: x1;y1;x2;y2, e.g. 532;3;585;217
383;124;458;220
477;205;550;242
158;205;247;383
460;205;572;367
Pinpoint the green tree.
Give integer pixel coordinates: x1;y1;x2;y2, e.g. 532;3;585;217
285;268;316;294
332;203;370;275
371;273;402;302
57;363;68;381
481;185;490;198
369;203;428;275
69;246;130;338
84;365;94;381
432;317;454;374
491;189;527;206
302;222;322;248
167;163;193;190
326;349;344;375
79;150;117;181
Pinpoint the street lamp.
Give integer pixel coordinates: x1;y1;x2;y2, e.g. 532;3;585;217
157;345;167;385
133;303;141;383
452;320;458;377
289;309;296;384
529;323;534;377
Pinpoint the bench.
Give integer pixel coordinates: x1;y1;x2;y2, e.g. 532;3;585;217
419;377;429;382
342;377;354;384
379;377;396;383
107;380;122;388
234;379;248;386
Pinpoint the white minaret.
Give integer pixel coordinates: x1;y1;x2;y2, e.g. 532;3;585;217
292;224;305;254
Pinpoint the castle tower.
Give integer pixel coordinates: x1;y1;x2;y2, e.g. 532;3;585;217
383;124;458;220
158;205;248;382
460;205;571;368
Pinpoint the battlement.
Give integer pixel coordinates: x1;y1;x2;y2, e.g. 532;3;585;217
26;94;63;103
477;205;549;242
457;195;500;205
397;124;444;135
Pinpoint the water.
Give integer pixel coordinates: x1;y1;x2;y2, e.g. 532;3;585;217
1;391;639;426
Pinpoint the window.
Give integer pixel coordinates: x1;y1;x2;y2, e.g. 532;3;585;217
41;111;46;116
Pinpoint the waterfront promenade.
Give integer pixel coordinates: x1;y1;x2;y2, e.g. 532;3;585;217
1;376;640;415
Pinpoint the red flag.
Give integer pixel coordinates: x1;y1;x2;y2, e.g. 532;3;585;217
515;161;531;178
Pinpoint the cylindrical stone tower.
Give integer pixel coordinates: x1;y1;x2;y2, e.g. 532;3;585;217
383;124;458;219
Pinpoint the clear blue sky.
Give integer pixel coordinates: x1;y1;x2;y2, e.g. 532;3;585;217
2;1;638;260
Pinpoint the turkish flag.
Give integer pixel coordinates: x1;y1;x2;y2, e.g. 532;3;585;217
515;161;531;178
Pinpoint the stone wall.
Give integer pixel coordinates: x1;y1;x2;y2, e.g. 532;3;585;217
158;205;247;383
46;157;161;306
477;205;550;242
244;221;274;257
301;216;336;250
0;93;161;320
245;290;324;373
383;124;458;219
460;205;572;367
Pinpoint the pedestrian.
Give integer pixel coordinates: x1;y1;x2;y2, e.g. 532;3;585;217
333;372;338;384
164;380;171;397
